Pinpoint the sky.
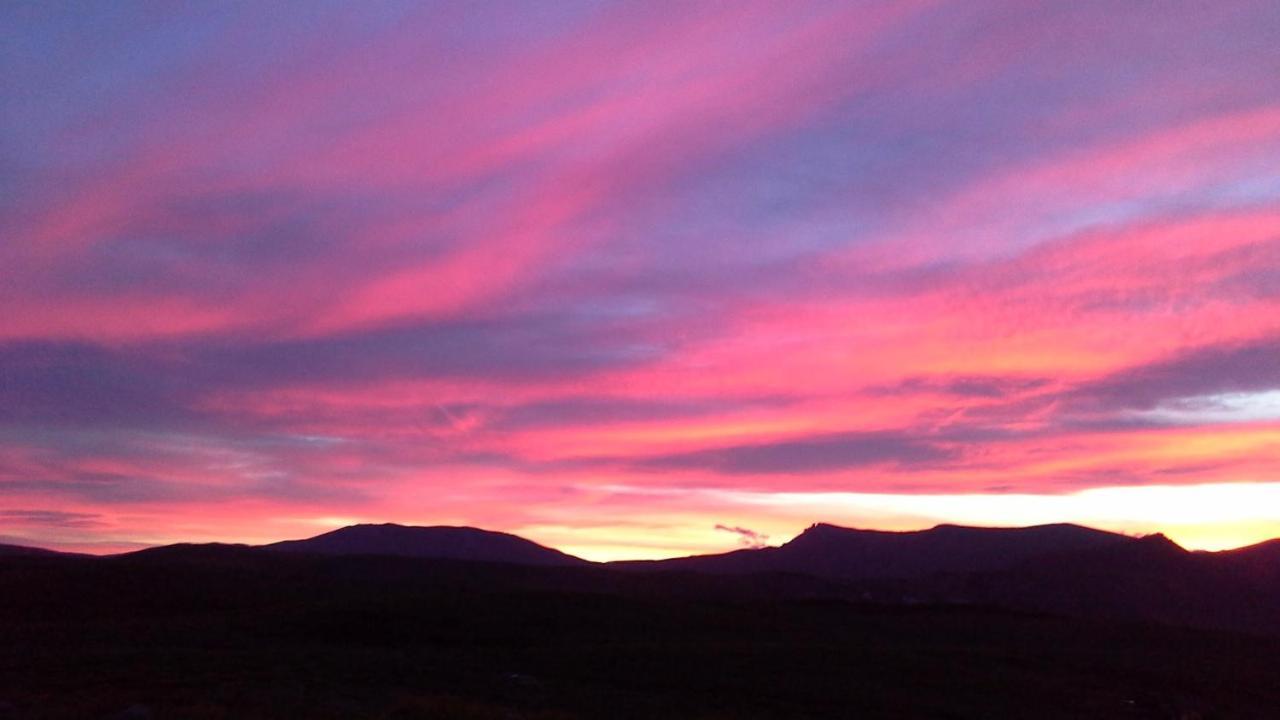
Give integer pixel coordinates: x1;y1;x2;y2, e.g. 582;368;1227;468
2;1;1280;560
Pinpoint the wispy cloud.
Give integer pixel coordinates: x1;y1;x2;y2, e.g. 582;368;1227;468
714;524;771;549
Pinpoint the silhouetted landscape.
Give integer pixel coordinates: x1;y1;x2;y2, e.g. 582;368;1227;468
7;3;1280;716
3;522;1280;719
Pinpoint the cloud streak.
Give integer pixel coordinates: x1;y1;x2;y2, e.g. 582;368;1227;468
714;524;771;549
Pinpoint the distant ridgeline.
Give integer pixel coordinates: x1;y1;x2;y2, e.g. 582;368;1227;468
6;521;1280;636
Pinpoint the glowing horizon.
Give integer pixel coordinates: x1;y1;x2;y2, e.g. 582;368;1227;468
3;1;1279;559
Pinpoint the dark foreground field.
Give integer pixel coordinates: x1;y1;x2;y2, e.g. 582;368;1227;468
3;551;1279;719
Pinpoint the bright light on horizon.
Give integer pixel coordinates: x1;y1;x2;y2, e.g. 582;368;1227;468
15;481;1280;561
703;482;1280;554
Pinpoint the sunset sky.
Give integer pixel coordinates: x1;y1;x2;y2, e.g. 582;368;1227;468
3;1;1280;559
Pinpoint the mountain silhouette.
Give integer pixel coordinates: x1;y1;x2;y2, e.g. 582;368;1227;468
614;522;1131;580
8;531;1280;719
936;532;1280;634
1217;538;1280;586
5;521;1280;635
0;543;81;557
263;523;588;566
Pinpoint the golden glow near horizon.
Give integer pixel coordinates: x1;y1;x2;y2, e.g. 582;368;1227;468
10;482;1280;560
520;482;1276;561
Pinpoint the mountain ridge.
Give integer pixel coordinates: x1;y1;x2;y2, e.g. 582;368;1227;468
0;543;87;558
263;522;590;566
4;521;1279;635
0;521;1243;571
610;521;1139;580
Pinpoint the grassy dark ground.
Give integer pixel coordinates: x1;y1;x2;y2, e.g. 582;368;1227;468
2;553;1278;719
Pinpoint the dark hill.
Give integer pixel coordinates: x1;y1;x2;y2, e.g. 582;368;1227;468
263;523;588;566
938;533;1280;635
0;542;81;557
615;522;1131;580
4;535;1280;719
9;521;1280;637
1216;538;1280;585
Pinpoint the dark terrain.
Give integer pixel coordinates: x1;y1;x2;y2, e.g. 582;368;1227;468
265;524;588;566
2;523;1279;719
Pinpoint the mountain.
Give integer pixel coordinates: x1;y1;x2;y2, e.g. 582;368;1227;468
0;542;78;557
614;522;1131;580
8;542;1280;720
614;523;1280;634
934;533;1280;634
8;520;1280;636
1216;538;1280;586
263;523;588;566
13;523;1272;634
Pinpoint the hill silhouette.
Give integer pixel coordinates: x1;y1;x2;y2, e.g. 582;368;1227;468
909;532;1280;635
4;525;1280;718
613;522;1131;580
6;521;1280;636
263;523;589;566
1218;538;1280;585
0;542;81;558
